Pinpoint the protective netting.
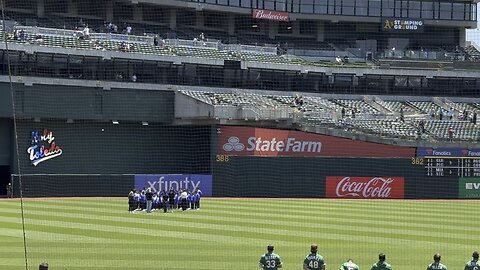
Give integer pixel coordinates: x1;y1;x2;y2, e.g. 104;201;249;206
0;0;479;269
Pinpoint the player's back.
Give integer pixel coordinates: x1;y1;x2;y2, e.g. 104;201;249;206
464;259;479;270
371;261;392;270
427;262;447;270
304;253;324;269
260;252;282;270
341;261;359;270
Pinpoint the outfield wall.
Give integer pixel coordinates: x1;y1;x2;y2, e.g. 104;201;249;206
11;120;213;197
213;156;458;199
212;126;463;199
8;124;474;199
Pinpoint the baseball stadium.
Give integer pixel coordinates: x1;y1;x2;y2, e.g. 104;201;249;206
0;0;479;269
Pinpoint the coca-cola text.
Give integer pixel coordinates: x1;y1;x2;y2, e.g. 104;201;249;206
326;176;404;199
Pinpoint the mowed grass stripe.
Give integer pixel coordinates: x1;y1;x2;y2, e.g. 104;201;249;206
1;202;476;247
15;198;476;232
0;198;476;245
0;211;474;248
13;199;479;229
205;199;476;218
0;215;300;247
3;208;477;239
2;203;476;244
0;198;478;270
21;197;476;215
0;206;476;245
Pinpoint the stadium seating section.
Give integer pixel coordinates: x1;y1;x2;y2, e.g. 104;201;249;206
2;15;479;143
180;90;480;142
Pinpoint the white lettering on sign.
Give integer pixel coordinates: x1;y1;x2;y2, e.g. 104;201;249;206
335;177;394;198
222;136;322;153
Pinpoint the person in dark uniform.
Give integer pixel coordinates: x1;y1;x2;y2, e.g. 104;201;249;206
6;183;12;198
426;253;447;270
194;188;202;210
465;251;480;270
145;188;154;213
168;188;176;211
128;189;135;212
39;262;49;270
162;190;170;213
371;253;392;270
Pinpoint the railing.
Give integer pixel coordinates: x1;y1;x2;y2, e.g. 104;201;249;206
379;49;466;61
212;103;294;120
163;38;220;49
225;44;277;55
8;25;474;65
13;26;155;45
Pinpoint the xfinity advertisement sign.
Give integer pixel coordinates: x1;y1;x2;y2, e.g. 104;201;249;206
458;177;480;198
135;174;212;196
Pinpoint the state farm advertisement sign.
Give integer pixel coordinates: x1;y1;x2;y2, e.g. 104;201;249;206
252;9;289;22
218;126;415;158
326;176;405;199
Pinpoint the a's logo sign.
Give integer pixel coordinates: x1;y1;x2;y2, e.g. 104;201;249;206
223;136;245;152
27;129;63;166
384;19;394;29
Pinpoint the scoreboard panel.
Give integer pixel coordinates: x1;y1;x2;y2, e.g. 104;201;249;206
416;148;480;177
423;156;480;177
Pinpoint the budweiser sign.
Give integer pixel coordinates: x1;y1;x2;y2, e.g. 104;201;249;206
326;176;404;199
252;9;289;22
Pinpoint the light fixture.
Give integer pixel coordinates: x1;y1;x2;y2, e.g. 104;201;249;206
142;121;149;126
66;119;74;124
34;117;40;122
112;120;119;125
252;24;258;28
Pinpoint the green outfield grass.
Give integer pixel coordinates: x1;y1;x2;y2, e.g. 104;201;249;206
0;198;477;270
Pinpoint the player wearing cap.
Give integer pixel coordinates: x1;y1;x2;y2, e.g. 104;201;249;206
259;245;282;270
303;244;325;270
6;182;12;198
340;259;359;270
464;251;480;270
145;188;153;213
371;253;392;270
426;254;447;270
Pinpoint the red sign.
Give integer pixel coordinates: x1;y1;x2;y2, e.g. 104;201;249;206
252;9;289;22
326;176;405;199
217;126;415;158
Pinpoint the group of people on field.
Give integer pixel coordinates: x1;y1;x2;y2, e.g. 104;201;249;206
127;187;202;213
259;245;480;270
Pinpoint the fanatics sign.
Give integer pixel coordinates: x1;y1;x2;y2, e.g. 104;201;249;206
326;176;405;198
252;9;289;21
218;126;415;158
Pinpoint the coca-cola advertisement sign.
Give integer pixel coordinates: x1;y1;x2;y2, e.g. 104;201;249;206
252;9;289;22
326;176;404;199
